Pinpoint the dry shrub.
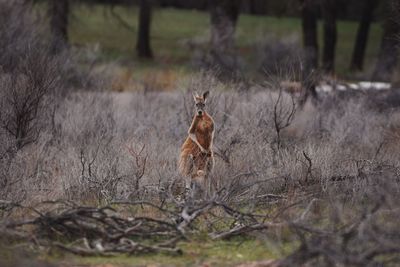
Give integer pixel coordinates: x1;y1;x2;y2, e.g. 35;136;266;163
142;69;180;92
255;34;303;78
1;65;399;206
111;69;180;92
0;1;99;201
0;69;399;264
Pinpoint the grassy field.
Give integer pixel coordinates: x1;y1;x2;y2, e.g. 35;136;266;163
51;239;289;267
69;4;383;83
1;237;292;266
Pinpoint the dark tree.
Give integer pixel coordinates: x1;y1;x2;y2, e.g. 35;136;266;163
209;0;240;50
322;0;337;73
372;1;400;81
350;0;378;71
300;0;318;72
299;0;318;103
49;0;69;53
242;0;257;15
208;0;241;76
136;0;153;59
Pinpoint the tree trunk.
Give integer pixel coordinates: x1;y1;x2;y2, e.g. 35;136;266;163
350;0;378;71
136;0;153;59
372;1;400;81
301;0;318;72
210;0;240;54
249;0;257;15
322;0;337;74
242;0;257;15
49;0;69;53
208;0;241;79
299;0;318;103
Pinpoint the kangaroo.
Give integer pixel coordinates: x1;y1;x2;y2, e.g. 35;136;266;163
178;91;215;194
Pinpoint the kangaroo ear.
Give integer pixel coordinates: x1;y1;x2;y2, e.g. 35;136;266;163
203;91;210;101
192;91;199;101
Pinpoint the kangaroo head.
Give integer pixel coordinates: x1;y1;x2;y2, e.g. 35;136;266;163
192;91;209;117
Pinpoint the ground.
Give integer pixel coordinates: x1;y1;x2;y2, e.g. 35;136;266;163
2;238;293;267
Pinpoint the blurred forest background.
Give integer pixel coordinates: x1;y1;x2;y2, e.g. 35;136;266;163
38;0;399;91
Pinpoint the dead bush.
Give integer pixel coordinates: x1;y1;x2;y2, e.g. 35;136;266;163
256;34;303;78
0;49;399;263
0;1;101;201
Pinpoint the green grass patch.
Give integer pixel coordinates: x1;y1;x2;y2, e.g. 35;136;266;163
50;238;292;267
69;4;382;81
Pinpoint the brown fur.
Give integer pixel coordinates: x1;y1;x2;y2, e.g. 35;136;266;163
178;92;215;188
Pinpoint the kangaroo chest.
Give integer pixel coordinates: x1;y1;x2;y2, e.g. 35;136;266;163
194;117;212;148
196;119;213;134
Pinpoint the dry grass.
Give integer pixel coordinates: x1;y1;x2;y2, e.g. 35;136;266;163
2;73;399;204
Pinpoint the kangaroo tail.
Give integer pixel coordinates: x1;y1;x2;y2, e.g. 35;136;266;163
178;152;193;176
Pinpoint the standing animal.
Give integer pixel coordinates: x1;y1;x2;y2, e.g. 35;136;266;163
178;91;215;194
